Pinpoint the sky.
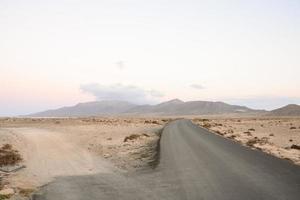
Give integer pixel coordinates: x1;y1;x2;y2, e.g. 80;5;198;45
1;0;300;116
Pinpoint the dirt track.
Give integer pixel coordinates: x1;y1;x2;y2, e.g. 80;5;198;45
6;128;114;188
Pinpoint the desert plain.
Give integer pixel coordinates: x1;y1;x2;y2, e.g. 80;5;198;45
0;116;299;199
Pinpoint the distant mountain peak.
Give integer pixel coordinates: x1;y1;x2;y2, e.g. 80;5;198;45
269;104;300;116
160;99;184;105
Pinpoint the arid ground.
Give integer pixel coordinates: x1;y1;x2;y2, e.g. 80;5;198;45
192;116;300;165
0;116;299;199
0;117;166;199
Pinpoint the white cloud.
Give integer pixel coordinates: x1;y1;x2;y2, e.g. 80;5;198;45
190;84;205;90
80;83;164;104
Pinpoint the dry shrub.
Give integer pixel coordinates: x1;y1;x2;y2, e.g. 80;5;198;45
227;129;234;134
0;194;11;200
151;120;160;125
248;128;255;131
269;133;274;136
0;144;22;166
290;127;297;130
227;135;236;139
18;188;35;197
244;131;252;136
202;123;211;129
246;137;269;147
124;134;141;142
161;119;169;123
215;130;224;135
291;144;300;150
246;138;258;147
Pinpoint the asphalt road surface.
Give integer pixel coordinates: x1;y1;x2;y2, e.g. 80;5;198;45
34;119;300;200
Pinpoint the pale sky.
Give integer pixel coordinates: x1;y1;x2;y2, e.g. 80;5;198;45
1;0;300;116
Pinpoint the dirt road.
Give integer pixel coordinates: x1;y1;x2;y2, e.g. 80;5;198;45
6;128;113;188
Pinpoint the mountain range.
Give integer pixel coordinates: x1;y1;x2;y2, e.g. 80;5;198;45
28;99;275;117
268;104;300;116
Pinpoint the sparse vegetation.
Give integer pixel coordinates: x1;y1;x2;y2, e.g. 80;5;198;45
18;188;35;197
0;144;22;166
246;138;258;147
0;194;9;200
202;123;212;129
246;137;268;147
243;131;252;136
124;134;141;142
291;144;300;150
248;128;255;131
290;126;297;130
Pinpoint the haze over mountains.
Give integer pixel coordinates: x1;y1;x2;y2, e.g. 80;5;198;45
28;99;300;117
29;99;268;117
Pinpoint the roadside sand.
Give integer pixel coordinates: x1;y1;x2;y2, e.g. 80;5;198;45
193;117;300;165
0;117;165;197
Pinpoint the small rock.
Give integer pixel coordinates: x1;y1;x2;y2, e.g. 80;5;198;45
0;188;14;196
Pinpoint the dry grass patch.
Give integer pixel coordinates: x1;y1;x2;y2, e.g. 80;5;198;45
0;144;22;167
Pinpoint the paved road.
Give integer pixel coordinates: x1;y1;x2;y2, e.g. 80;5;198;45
34;119;300;200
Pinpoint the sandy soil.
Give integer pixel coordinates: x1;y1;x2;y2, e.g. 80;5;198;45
0;117;166;198
192;117;300;165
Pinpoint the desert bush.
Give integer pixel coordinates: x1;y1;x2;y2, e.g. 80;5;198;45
0;144;22;166
291;144;300;150
124;134;141;142
161;119;169;123
227;129;234;134
290;127;297;130
202;123;211;129
18;188;35;197
248;128;255;131
227;135;236;139
151;120;160;125
0;194;10;200
246;138;258;147
215;130;224;135
243;131;252;136
269;133;274;136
